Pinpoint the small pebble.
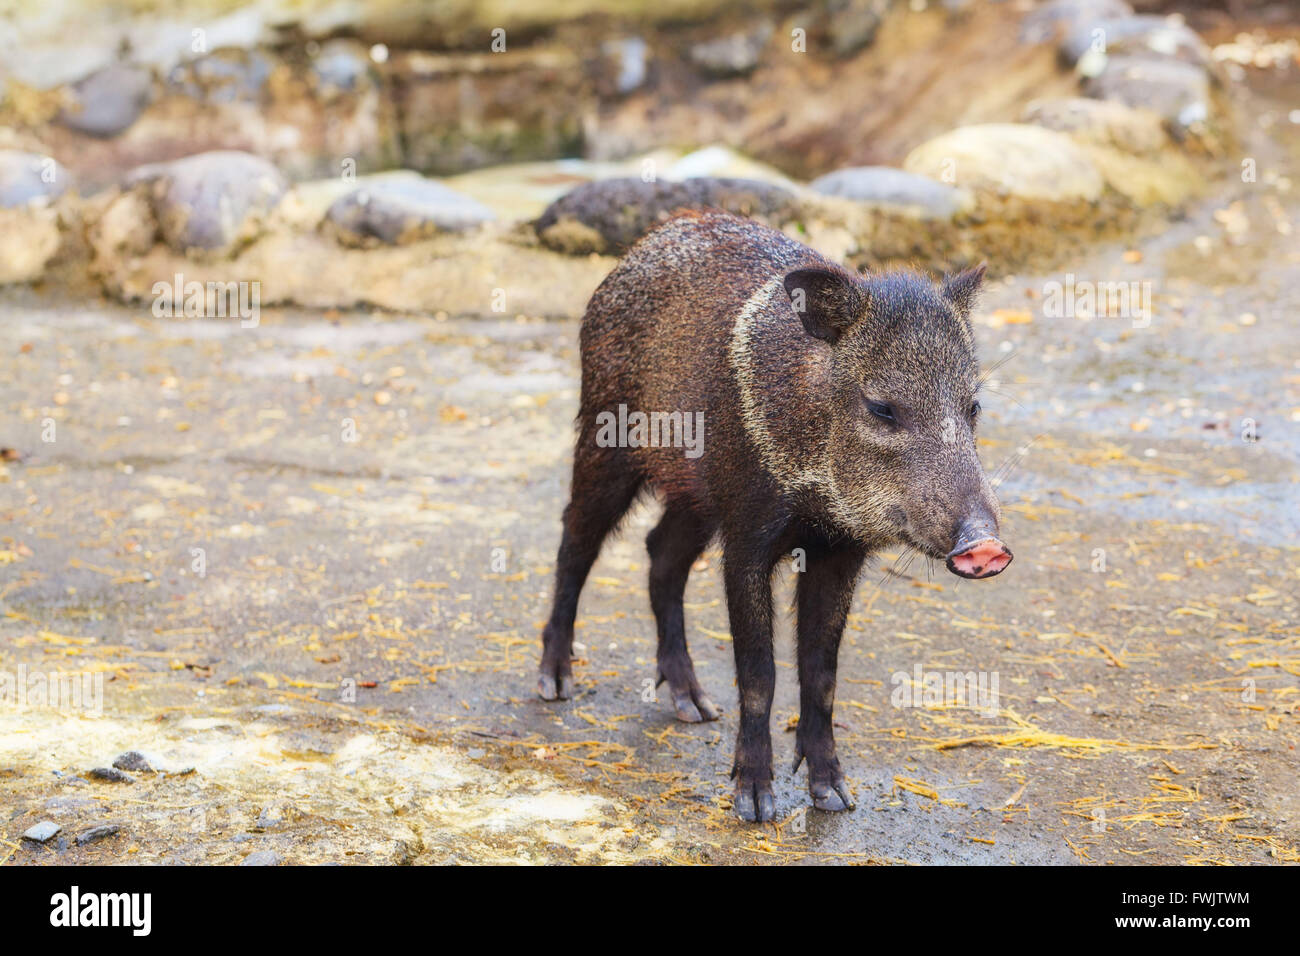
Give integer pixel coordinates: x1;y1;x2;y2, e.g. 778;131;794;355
240;850;282;866
112;751;154;773
88;767;135;784
76;824;121;845
22;821;61;843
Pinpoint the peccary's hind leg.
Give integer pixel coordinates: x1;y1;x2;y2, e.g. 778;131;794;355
647;503;721;723
538;445;641;701
792;540;866;812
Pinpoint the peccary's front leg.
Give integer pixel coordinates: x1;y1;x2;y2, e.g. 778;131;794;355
723;543;777;823
793;540;866;811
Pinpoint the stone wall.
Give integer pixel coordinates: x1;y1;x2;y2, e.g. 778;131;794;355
0;0;1238;315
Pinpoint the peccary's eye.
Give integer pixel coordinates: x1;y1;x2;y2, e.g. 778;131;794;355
866;400;897;423
970;400;981;419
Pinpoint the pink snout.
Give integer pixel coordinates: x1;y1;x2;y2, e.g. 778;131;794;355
945;537;1013;579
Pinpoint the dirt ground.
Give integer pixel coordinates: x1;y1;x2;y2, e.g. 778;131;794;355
3;77;1299;865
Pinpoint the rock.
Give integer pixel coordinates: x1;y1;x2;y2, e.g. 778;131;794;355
255;805;289;829
824;0;894;57
1022;97;1169;153
690;23;773;78
88;767;135;783
126;151;287;255
75;824;121;845
22;821;61;843
394;47;592;175
277;730;339;759
44;795;97;810
1062;16;1210;71
112;750;154;773
0;151;70;208
311;41;373;96
1084;55;1211;133
251;703;294;715
1021;99;1198;207
0;151;71;283
903;123;1104;204
808;166;973;218
323;174;496;247
240;850;282;866
536;177;799;255
168;50;274;104
604;37;648;95
1021;0;1134;44
665;146;797;187
57;64;153;138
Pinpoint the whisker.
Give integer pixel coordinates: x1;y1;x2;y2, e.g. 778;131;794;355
977;349;1019;386
981;386;1030;415
988;431;1048;490
868;544;917;600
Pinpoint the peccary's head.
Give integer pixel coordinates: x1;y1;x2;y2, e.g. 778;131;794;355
784;263;1011;578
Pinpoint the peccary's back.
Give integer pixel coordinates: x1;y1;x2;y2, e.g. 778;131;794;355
579;211;827;415
575;211;838;504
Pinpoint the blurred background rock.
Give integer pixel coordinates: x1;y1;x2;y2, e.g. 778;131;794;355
0;0;1295;310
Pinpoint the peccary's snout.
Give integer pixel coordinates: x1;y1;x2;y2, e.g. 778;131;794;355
945;515;1012;579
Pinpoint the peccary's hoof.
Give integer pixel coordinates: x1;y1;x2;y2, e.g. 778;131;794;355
673;691;722;724
793;745;854;811
656;667;722;723
732;773;776;823
660;678;722;723
537;670;574;701
810;778;855;812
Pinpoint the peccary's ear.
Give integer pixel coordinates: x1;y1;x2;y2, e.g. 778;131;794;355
941;262;987;317
783;267;867;343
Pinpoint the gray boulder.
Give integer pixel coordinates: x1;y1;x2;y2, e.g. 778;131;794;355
605;37;649;95
0;151;70;207
809;166;972;218
1062;15;1211;70
824;0;894;57
57;64;153;138
903;123;1104;204
535;177;799;255
127;151;287;255
324;175;496;246
312;41;374;96
1021;0;1133;44
1022;97;1169;153
690;23;773;77
1085;55;1211;133
167;50;274;104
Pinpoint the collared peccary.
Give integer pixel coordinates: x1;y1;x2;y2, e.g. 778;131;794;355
538;210;1012;821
